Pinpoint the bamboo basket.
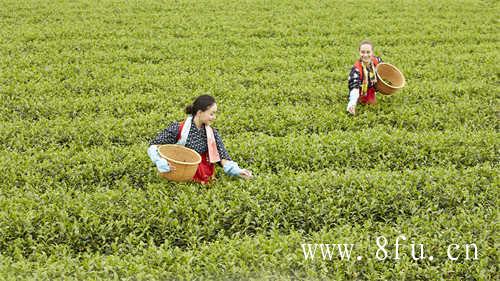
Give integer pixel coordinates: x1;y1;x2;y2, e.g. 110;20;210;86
157;144;201;182
375;63;406;95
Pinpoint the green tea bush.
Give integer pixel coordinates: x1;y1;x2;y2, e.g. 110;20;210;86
0;0;497;279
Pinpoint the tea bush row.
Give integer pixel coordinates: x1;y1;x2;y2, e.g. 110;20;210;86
0;164;495;257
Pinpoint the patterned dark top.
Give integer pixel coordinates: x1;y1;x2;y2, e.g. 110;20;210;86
348;56;383;91
149;121;232;161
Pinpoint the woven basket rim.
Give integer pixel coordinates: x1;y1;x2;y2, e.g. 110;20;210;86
157;144;201;165
376;62;406;89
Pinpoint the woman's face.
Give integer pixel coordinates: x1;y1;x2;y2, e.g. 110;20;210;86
359;44;373;63
197;103;217;126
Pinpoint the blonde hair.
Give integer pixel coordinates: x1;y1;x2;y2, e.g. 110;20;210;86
359;39;374;50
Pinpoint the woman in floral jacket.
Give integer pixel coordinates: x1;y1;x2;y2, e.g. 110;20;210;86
147;94;252;184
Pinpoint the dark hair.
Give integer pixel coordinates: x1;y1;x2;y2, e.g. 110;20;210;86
185;94;216;115
359;39;374;50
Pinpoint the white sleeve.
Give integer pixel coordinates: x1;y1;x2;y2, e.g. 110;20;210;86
347;88;359;108
147;145;161;163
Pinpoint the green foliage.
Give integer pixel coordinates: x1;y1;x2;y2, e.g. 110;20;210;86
0;0;498;279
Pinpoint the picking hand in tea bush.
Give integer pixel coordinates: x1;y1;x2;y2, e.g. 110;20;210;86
223;160;253;179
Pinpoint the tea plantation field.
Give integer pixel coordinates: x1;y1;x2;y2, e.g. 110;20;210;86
0;0;498;279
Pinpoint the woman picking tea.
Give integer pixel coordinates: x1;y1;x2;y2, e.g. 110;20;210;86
346;40;383;115
147;94;253;184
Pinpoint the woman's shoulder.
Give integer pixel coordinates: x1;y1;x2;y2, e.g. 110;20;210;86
351;60;362;71
164;121;181;131
170;120;182;126
209;126;223;137
349;65;361;76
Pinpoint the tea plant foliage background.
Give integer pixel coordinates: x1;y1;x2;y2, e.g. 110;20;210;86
0;0;498;280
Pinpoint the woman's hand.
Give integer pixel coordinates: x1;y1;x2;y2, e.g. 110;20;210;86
156;158;171;173
347;104;356;115
223;160;252;179
148;145;173;173
239;169;253;179
347;88;359;115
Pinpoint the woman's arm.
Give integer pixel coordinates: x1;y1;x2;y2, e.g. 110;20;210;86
347;67;361;114
213;129;252;179
348;67;362;92
213;128;232;161
147;122;180;173
220;159;230;167
149;122;180;145
347;88;359;114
